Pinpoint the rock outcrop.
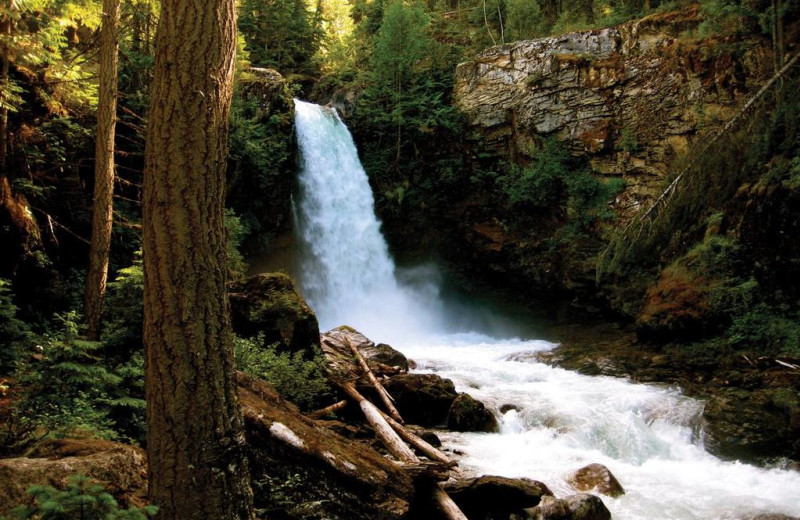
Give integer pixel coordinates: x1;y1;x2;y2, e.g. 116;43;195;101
0;439;148;512
229;272;321;357
454;6;770;206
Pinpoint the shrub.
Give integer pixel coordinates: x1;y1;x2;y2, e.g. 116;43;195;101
728;305;800;357
1;474;156;520
0;279;31;376
7;313;145;450
234;334;331;410
500;139;624;231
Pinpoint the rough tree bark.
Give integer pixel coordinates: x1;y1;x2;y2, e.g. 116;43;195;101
142;0;254;518
83;0;120;340
1;0;13;170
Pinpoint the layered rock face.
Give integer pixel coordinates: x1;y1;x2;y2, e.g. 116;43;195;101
454;6;770;206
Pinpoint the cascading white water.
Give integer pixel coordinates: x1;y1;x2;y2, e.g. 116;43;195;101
294;99;445;340
292;100;799;520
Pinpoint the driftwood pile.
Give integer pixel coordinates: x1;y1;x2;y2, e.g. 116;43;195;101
316;328;469;520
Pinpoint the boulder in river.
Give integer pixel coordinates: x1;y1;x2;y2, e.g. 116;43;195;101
383;373;458;427
566;463;625;497
324;326;409;373
523;494;611;520
447;393;500;433
366;343;410;373
229;272;321;358
444;475;553;520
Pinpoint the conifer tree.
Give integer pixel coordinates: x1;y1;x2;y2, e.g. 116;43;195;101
142;0;255;517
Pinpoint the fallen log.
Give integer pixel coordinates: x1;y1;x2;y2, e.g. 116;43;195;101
339;382;468;520
376;408;456;467
320;328;468;520
345;337;405;424
309;399;349;419
434;486;470;520
341;383;416;462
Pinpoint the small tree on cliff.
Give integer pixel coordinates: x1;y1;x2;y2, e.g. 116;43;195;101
360;0;455;164
142;0;254;518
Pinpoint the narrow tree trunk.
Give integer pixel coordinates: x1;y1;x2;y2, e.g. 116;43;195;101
142;0;254;518
776;0;785;69
0;0;13;171
84;0;120;341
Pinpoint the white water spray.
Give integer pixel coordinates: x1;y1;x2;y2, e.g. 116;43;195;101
292;100;800;519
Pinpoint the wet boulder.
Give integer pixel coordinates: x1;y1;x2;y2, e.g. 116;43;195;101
324;326;409;374
500;404;521;414
702;388;800;462
523;494;611;520
444;475;553;520
420;431;442;448
566;463;625;497
364;343;409;373
229;272;321;358
447;393;500;433
384;374;458;427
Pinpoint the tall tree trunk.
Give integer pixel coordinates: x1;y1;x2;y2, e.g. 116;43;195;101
1;0;13;171
142;0;254;518
84;0;120;341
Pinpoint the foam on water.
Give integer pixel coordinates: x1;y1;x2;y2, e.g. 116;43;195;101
293;100;800;520
399;337;800;520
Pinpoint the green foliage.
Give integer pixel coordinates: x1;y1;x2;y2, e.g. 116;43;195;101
0;0;99;115
357;0;461;161
500;140;574;210
1;474;156;520
227;92;294;257
104;253;143;355
238;0;323;75
728;305;800;357
619;127;641;153
234;334;331;410
316;0;359;73
225;210;249;280
8;313;145;448
499;139;623;230
0;279;31;375
506;0;546;40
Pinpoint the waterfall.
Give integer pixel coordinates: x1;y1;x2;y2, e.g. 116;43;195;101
293;99;442;339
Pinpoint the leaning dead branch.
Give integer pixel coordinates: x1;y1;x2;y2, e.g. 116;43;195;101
344;337;405;423
309;399;349;419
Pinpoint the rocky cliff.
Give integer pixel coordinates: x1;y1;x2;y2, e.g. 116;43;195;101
454;5;772;210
